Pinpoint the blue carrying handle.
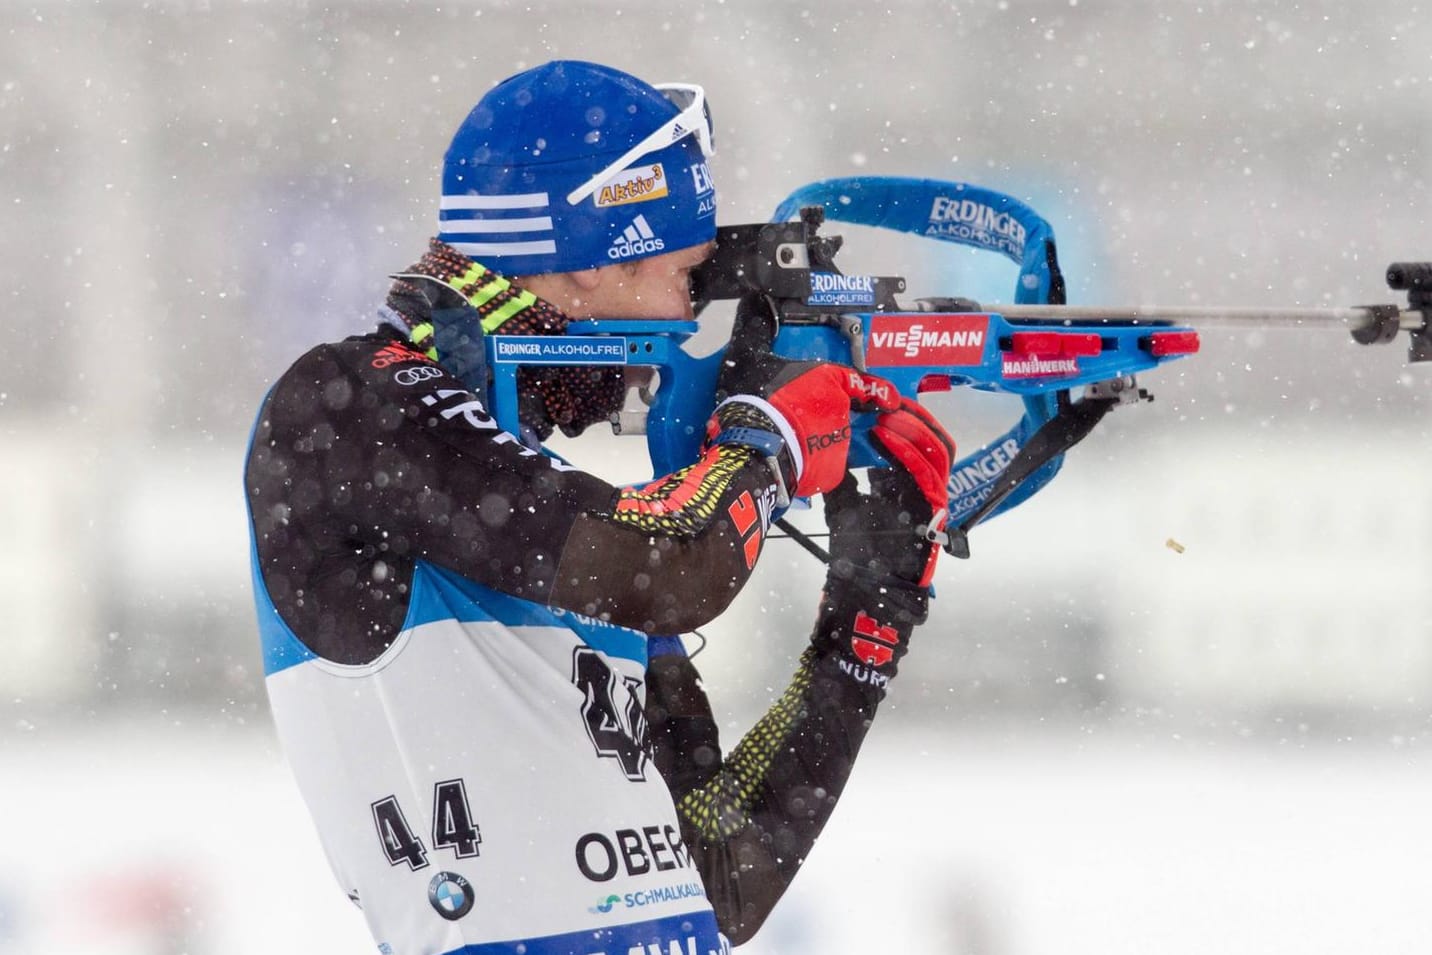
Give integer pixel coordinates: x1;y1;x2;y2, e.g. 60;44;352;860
771;176;1070;527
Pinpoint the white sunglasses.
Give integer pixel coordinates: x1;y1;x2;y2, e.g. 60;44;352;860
565;83;714;207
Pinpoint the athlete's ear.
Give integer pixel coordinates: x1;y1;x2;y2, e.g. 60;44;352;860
567;267;602;292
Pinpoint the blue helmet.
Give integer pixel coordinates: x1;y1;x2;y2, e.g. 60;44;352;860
439;60;717;276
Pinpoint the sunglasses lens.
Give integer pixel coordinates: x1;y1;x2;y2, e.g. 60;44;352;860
660;86;696;111
659;86;714;155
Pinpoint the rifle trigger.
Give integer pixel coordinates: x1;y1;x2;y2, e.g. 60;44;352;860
919;509;951;551
919;524;952;550
610;367;656;436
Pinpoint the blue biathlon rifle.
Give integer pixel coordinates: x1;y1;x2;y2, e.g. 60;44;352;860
481;176;1430;559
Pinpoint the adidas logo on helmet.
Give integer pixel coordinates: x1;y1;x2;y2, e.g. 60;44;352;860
607;215;666;261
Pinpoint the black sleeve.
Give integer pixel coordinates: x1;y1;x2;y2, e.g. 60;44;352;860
246;333;781;662
645;577;927;945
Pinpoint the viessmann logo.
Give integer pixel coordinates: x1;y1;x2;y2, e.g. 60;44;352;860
867;314;989;365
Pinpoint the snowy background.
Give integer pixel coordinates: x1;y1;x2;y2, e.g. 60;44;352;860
2;1;1430;952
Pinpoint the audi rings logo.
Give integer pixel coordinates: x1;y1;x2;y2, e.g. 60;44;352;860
394;365;444;386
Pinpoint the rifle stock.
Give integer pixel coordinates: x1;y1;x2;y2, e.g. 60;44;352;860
483;177;1427;549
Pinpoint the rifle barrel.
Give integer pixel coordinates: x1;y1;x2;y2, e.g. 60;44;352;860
993;304;1420;334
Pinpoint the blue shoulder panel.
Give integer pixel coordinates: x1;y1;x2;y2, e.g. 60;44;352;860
250;543;318;676
245;389;320;678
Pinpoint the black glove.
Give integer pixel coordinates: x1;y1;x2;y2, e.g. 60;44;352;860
828;393;956;583
826;470;940;591
812;399;956;680
810;473;933;681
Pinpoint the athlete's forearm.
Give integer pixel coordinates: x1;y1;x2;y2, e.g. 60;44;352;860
646;637;891;943
551;444;781;634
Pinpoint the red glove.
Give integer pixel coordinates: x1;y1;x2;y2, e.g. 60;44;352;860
873;399;955;526
712;294;899;498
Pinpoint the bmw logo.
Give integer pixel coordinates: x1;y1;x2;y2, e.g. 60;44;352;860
427;872;474;921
